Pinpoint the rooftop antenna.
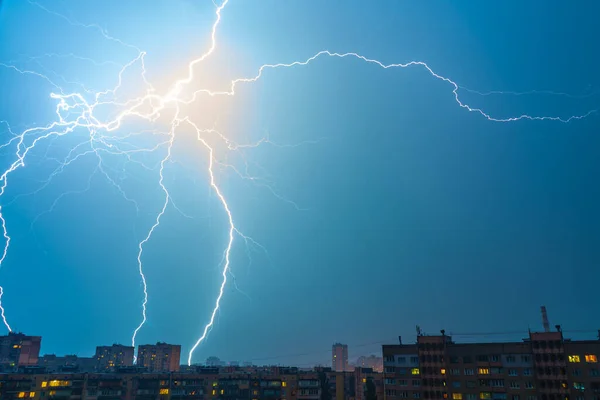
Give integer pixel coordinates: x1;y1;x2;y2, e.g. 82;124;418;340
541;306;550;332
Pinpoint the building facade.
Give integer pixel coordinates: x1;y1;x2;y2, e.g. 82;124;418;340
382;330;600;400
94;344;134;371
0;365;384;400
137;343;181;372
333;343;350;372
0;332;41;370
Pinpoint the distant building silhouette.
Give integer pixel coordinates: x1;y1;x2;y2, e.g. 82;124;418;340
356;354;383;372
137;342;181;372
94;344;134;371
38;354;96;373
332;343;349;372
205;356;223;367
0;332;41;370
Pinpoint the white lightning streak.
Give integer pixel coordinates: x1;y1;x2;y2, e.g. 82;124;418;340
131;117;177;353
184;118;235;366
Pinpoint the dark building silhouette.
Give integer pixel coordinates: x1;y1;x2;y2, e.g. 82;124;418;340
0;332;41;370
38;354;96;373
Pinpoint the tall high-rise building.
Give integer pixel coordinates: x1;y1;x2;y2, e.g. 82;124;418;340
0;332;41;369
137;342;181;372
94;344;134;371
332;343;349;372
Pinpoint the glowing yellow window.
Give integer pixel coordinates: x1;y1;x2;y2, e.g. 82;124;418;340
29;392;35;398
478;368;490;375
480;392;491;399
18;392;26;399
453;394;462;400
441;369;446;375
49;391;56;396
362;378;367;383
220;390;224;395
568;355;580;363
212;390;216;395
411;368;420;375
282;382;287;387
212;382;218;387
159;388;169;395
585;355;597;363
41;382;47;388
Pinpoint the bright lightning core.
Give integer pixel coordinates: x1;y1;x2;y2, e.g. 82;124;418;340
0;0;597;365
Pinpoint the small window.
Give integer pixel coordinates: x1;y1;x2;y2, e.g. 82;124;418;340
480;393;492;399
585;355;598;363
412;368;420;375
568;355;581;363
453;394;463;400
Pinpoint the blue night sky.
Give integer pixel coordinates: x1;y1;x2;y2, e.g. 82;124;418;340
0;1;599;366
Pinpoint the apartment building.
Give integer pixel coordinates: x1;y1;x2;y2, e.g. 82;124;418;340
137;342;181;372
382;330;600;400
333;343;350;372
0;332;41;370
94;344;134;371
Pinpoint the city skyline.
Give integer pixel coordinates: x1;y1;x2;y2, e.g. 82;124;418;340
0;0;599;367
0;327;599;400
4;309;598;370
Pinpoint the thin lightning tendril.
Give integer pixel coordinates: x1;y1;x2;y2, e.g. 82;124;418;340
0;0;596;364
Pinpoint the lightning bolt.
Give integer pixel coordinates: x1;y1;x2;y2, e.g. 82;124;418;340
0;0;597;366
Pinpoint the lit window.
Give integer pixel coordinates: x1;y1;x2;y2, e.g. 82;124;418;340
18;392;26;399
478;368;490;375
212;382;218;387
362;378;367;383
453;394;463;400
573;383;585;391
220;389;224;395
441;369;446;375
49;391;56;396
444;393;448;399
480;393;492;399
282;382;287;387
411;368;420;375
159;389;169;395
568;355;580;363
29;393;35;398
212;390;216;395
41;382;47;388
585;355;597;363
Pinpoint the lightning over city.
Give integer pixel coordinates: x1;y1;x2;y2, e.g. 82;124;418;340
0;0;598;369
